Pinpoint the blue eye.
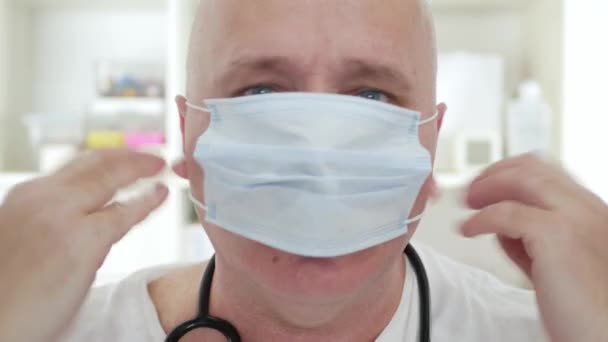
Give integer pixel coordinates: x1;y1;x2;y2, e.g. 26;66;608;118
357;89;389;102
243;85;277;96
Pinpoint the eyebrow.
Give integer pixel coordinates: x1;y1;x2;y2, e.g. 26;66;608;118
215;56;298;89
339;58;412;92
215;55;412;93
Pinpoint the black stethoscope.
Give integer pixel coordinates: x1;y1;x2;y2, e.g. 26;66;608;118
166;244;431;342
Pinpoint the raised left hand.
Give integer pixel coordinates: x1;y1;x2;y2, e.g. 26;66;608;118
461;154;608;342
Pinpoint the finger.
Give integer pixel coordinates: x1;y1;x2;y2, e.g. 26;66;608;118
2;176;54;205
461;200;553;240
467;166;546;210
497;236;532;278
471;153;537;184
468;154;601;221
86;183;169;248
466;162;575;211
55;149;166;211
461;201;557;264
172;158;188;179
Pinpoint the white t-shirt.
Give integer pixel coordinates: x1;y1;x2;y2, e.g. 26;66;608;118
60;244;547;341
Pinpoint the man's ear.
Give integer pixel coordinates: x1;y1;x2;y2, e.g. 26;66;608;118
428;102;448;201
436;102;447;132
176;95;188;147
173;95;189;179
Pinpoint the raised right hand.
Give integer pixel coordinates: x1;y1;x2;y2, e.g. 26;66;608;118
0;149;168;342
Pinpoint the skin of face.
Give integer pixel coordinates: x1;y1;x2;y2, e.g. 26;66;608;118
166;0;446;339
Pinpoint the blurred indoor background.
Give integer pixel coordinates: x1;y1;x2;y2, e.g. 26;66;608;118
0;0;606;287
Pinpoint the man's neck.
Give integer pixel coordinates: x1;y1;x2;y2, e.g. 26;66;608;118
150;255;406;342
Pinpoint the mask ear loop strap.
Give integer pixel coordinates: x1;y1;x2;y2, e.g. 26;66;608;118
405;212;425;225
413;109;437;225
189;191;208;211
185;102;212;114
417;110;439;126
410;110;435;227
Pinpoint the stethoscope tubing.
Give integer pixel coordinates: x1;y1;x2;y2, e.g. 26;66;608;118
166;244;431;342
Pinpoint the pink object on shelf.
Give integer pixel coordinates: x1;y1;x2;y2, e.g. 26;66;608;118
125;132;165;148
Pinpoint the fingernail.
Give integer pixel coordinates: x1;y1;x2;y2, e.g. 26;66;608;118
455;219;468;236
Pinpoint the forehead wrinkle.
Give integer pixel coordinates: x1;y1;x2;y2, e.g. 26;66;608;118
186;0;438;100
227;56;299;74
214;56;302;91
339;58;412;91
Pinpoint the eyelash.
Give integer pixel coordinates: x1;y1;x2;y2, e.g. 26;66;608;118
351;88;395;102
235;84;398;103
234;83;283;97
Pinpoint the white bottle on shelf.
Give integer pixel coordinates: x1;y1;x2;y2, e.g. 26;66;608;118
506;80;553;157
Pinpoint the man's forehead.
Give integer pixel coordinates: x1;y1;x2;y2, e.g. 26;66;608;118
187;0;436;97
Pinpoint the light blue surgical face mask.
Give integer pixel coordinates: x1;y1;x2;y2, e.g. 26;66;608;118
186;92;438;257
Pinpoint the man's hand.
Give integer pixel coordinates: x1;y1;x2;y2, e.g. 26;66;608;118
461;154;608;342
0;149;168;342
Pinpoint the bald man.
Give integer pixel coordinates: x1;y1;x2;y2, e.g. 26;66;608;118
1;1;608;342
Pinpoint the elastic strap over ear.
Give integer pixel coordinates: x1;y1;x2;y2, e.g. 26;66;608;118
418;110;439;126
186;102;212;114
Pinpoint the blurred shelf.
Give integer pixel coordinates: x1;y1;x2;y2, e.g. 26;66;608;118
431;0;531;11
12;0;166;10
89;98;165;116
15;0;533;11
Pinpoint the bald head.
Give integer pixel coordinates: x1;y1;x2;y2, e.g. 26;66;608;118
185;0;437;108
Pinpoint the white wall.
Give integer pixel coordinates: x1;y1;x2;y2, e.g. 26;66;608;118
563;0;608;201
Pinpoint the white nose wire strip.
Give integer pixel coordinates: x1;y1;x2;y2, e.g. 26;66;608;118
186;100;438;125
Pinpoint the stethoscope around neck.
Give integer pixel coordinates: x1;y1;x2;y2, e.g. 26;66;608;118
165;244;431;342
